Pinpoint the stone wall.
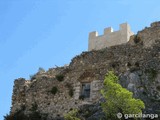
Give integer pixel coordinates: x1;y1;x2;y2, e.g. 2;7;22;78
11;21;160;119
11;66;104;119
88;23;134;51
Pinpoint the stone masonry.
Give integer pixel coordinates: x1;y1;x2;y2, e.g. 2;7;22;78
88;23;134;51
11;22;160;119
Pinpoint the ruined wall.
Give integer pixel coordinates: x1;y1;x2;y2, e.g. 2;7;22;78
11;22;160;119
88;23;134;51
11;67;104;119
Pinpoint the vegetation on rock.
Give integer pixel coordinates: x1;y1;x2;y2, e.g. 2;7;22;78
4;104;47;120
56;74;64;82
64;109;80;120
134;35;142;44
101;71;145;119
65;83;74;97
145;68;158;81
69;88;74;97
38;67;45;73
50;86;58;95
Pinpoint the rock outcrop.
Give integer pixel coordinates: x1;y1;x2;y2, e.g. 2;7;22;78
11;21;160;119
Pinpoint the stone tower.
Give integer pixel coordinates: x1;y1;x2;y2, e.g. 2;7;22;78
88;23;134;51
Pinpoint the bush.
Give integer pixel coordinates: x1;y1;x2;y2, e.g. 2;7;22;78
157;86;160;91
65;83;74;97
56;74;64;82
30;74;36;80
134;35;141;44
38;67;45;73
64;109;80;120
127;62;131;67
50;86;58;95
4;104;47;120
135;62;139;67
69;88;74;97
101;71;145;119
4;110;28;120
145;68;158;81
28;111;42;120
4;114;15;120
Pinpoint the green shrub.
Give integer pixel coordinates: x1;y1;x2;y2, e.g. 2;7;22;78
127;62;131;67
4;111;47;120
134;35;141;44
69;88;74;97
145;68;158;81
65;83;74;97
38;67;45;73
64;109;80;120
157;86;160;91
4;105;47;120
4;109;28;120
30;74;36;80
56;74;64;82
28;111;42;120
50;86;58;95
4;114;15;120
149;69;158;80
101;71;145;119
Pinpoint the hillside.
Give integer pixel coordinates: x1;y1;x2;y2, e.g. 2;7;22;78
9;22;160;120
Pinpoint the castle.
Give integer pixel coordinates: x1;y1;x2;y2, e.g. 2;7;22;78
88;23;134;51
10;22;160;119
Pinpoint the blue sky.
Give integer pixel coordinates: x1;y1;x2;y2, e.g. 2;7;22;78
1;0;160;119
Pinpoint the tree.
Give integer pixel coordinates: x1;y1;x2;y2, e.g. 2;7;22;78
101;71;145;119
64;109;80;120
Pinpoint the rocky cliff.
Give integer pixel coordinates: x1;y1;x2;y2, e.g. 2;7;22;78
10;22;160;120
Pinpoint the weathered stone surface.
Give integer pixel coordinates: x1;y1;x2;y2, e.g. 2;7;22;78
11;21;160;119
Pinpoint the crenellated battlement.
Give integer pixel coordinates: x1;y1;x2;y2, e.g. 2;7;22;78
88;23;134;51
